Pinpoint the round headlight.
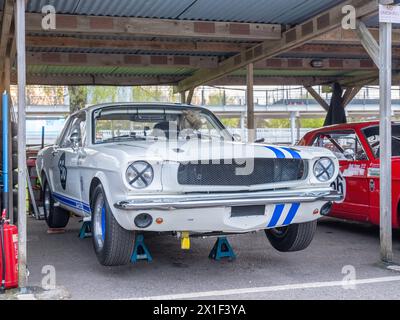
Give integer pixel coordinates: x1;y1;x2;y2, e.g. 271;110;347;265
313;158;335;182
126;161;154;189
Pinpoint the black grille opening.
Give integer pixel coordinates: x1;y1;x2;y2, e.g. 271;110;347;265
177;158;307;186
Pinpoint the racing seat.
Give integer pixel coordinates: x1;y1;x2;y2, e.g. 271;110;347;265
152;121;178;139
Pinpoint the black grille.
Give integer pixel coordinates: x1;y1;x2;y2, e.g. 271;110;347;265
177;158;307;186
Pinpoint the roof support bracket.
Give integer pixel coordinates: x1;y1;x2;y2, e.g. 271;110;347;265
355;20;379;67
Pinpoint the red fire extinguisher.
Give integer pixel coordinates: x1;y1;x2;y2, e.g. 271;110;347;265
0;209;18;292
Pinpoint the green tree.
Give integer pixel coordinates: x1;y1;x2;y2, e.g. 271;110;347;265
132;86;165;102
68;86;87;113
220;118;240;128
89;86;118;104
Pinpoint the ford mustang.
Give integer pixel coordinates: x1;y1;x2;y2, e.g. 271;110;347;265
36;103;342;266
299;121;400;229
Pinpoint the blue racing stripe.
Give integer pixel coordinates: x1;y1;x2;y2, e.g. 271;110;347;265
280;147;301;159
265;146;285;159
267;204;285;228
282;203;300;226
53;192;91;214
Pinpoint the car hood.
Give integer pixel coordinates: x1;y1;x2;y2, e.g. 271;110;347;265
93;139;334;163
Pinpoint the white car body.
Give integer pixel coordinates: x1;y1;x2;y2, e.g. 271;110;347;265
36;103;342;234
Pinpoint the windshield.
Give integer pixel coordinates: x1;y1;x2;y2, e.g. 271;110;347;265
92;106;232;144
362;124;400;157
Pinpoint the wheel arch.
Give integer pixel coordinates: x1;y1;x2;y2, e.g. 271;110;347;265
89;177;102;207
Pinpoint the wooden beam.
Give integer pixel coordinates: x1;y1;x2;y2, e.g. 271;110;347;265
314;27;400;45
255;57;378;70
26;35;250;54
343;86;362;107
0;0;14;69
305;86;329;111
27;50;381;70
176;0;378;93
26;13;282;41
27;52;218;68
16;73;186;86
246;63;255;142
355;21;379;67
180;92;186;104
14;73;339;86
186;88;194;105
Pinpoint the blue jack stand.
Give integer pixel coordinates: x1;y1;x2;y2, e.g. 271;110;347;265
209;237;236;261
131;234;153;263
78;221;92;239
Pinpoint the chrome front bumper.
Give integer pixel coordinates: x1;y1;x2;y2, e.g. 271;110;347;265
114;189;343;211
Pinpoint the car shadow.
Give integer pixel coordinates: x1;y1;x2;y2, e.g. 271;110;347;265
318;217;400;243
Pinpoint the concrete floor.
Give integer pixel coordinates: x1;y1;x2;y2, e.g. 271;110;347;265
24;216;400;300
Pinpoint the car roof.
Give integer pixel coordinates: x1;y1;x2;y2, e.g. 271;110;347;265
305;121;382;135
74;102;207;115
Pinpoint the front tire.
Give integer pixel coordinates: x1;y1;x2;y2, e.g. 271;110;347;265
43;179;70;228
91;184;135;266
265;220;317;252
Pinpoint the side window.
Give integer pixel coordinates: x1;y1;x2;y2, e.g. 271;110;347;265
60;113;86;148
313;131;367;161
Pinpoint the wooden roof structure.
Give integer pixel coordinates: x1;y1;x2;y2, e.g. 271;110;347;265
0;0;390;93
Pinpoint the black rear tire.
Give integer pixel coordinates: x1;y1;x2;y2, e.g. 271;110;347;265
265;220;317;252
43;178;70;228
91;184;135;266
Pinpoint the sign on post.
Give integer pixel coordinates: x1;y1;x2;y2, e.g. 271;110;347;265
380;4;400;23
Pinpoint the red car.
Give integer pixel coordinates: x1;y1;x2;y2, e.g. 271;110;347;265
299;121;400;229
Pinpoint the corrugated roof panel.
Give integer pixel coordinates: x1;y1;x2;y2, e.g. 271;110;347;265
114;66;195;76
27;65;196;77
26;0;347;24
179;0;345;24
27;0;195;18
231;69;373;77
28;65;118;74
26;46;231;57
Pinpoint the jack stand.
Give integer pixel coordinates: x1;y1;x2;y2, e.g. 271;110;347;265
131;234;153;263
209;237;236;261
78;219;92;239
181;231;190;250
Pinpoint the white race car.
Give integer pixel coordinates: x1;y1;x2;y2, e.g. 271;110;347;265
36;103;342;266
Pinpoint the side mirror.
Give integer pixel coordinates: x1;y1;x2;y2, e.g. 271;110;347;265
69;131;81;151
343;149;355;160
232;133;242;142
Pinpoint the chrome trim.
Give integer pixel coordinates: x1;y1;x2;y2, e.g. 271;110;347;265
114;189;343;210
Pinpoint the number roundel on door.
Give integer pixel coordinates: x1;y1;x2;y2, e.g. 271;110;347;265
58;152;67;190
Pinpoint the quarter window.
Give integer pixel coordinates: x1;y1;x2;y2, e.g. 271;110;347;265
60;113;86;148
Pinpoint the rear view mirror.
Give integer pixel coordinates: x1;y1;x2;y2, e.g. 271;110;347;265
69;131;81;150
232;133;242;142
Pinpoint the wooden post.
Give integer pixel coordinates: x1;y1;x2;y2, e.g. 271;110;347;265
186;88;194;105
246;63;255;142
180;91;186;104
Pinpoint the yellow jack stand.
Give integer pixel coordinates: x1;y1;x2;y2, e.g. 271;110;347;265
181;231;190;250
